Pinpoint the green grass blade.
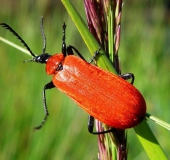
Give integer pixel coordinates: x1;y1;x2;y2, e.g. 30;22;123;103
134;121;167;159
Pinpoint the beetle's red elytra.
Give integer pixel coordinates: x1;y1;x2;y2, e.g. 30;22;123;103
0;17;146;134
47;54;146;129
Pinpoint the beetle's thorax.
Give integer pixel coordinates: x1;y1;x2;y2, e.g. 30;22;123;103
46;53;65;75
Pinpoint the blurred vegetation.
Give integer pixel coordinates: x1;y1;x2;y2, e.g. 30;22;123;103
0;0;169;159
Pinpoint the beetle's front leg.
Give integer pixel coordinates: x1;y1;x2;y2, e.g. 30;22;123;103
66;45;86;61
34;81;55;130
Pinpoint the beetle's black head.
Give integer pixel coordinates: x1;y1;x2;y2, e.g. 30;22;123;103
33;53;51;63
0;17;52;64
24;53;52;64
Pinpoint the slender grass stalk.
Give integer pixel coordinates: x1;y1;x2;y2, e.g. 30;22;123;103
146;113;170;131
0;36;30;55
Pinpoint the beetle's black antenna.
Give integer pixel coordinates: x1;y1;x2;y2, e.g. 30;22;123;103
40;16;46;54
0;23;36;57
62;22;67;57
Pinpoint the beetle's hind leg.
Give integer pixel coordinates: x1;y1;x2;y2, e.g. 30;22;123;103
88;115;115;134
119;73;135;84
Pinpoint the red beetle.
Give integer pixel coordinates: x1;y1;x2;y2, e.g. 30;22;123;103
0;18;146;134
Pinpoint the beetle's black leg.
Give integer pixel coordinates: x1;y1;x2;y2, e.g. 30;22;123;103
66;46;102;64
88;115;95;133
119;73;135;84
88;115;115;134
88;48;101;64
66;45;86;61
66;45;74;55
34;81;55;130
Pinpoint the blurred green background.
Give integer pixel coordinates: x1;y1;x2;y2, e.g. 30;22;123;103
0;1;170;159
